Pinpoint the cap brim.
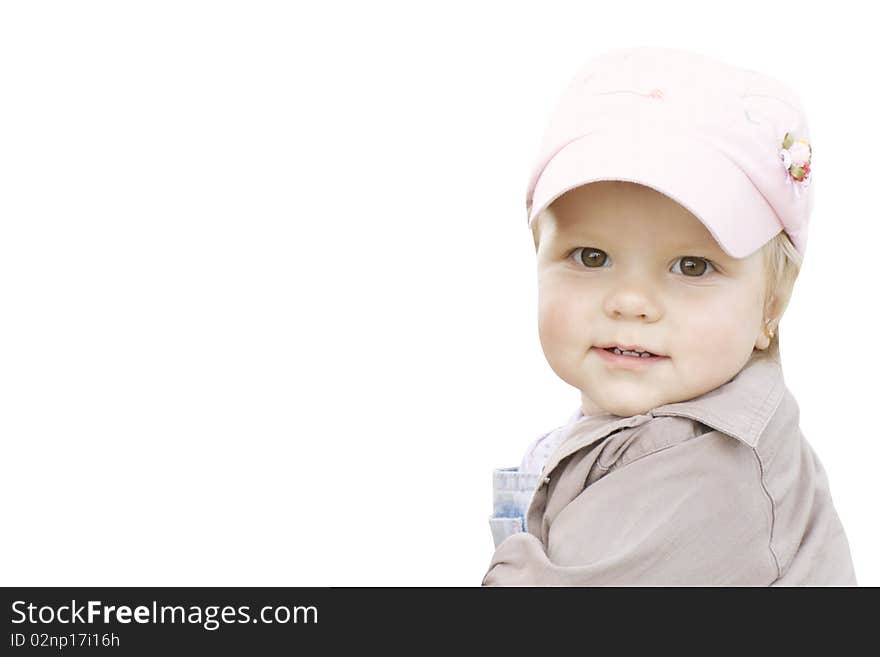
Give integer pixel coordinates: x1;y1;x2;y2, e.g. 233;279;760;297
527;129;783;259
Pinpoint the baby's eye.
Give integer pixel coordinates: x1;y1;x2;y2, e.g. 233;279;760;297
671;256;715;277
571;247;610;268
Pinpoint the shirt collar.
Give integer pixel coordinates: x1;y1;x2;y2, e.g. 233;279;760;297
649;355;786;448
549;355;786;475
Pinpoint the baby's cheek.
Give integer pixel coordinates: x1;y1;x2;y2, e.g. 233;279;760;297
538;295;591;379
685;293;758;351
538;291;586;346
681;310;729;352
537;298;588;389
538;300;570;348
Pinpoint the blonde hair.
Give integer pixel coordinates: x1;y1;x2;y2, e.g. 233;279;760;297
755;229;802;363
530;207;802;363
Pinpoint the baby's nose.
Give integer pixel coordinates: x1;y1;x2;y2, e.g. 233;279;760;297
603;288;662;322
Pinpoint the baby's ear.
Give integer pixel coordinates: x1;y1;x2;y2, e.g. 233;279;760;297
754;319;772;351
765;285;794;327
754;293;779;352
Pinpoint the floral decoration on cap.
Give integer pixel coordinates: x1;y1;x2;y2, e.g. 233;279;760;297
779;132;811;185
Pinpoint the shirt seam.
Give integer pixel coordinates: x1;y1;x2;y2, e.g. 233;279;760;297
752;447;783;581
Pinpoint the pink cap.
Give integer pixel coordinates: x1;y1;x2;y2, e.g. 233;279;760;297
525;47;814;258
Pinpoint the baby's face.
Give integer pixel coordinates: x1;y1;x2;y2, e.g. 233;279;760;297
536;181;769;417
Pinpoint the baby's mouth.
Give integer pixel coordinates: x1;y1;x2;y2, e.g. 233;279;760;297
603;347;658;358
594;343;669;362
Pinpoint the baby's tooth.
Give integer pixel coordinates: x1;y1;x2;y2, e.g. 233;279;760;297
612;347;656;358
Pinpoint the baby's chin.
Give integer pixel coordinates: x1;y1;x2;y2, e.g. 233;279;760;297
583;389;678;418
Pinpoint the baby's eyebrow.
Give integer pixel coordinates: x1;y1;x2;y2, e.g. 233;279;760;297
554;231;726;255
661;241;728;256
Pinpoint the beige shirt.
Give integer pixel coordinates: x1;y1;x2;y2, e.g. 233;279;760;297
482;356;857;586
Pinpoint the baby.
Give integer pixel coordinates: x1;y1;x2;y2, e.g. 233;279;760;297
482;47;857;586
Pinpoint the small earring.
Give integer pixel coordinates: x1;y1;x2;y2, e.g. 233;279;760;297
765;319;775;339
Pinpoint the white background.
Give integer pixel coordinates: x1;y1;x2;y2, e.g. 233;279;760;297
1;1;876;586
